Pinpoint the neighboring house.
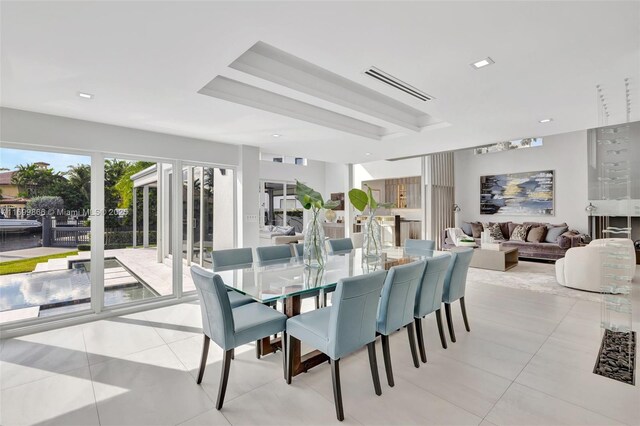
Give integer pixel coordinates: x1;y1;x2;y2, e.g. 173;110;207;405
0;170;29;218
0;170;20;198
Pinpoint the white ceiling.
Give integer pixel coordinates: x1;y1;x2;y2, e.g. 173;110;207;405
1;1;638;164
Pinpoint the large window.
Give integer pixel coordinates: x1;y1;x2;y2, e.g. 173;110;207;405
182;165;234;292
0;147;92;324
0;147;237;330
101;158;172;308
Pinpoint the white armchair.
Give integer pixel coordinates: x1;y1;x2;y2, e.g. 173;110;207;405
555;238;636;292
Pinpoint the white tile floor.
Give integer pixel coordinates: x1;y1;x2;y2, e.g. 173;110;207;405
1;263;639;425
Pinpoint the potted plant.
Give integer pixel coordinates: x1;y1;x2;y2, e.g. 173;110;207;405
348;185;394;258
295;181;339;268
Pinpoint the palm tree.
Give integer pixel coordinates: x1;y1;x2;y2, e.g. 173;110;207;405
66;164;92;201
11;163;61;197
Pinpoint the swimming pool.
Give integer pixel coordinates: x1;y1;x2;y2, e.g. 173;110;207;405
0;257;158;320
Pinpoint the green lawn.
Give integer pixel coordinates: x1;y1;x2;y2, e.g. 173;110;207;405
0;251;79;275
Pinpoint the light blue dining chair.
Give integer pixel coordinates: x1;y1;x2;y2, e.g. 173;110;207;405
413;255;451;362
256;245;294;262
442;248;474;342
404;239;435;255
211;247;253;271
191;266;287;410
209;248;255;308
286;270;387;421
327;238;354;255
211;247;268;358
376;260;426;386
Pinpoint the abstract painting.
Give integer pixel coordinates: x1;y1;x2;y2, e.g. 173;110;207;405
480;170;554;215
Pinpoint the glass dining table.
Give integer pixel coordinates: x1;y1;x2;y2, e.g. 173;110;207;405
214;246;446;377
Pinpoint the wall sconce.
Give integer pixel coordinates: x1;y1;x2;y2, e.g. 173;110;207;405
585;202;597;215
453;204;461;212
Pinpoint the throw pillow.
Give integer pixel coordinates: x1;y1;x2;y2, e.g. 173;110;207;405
483;223;505;241
511;224;531;241
527;226;547;243
545;226;568;243
471;222;483;238
274;225;295;236
461;222;473;236
508;222;521;238
497;222;511;240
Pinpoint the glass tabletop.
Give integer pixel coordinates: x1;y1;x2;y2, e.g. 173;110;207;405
214;247;447;303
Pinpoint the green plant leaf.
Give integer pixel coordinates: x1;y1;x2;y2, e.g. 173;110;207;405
296;180;324;210
378;202;395;209
366;185;378;211
348;188;368;212
323;200;340;210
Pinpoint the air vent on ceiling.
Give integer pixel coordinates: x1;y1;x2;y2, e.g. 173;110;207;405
364;67;434;102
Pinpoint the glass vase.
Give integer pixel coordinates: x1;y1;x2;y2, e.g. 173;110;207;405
363;215;382;258
303;209;327;268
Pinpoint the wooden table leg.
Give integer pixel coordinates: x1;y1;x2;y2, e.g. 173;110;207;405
285;295;329;376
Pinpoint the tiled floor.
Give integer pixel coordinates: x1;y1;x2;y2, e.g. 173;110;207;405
1;263;639;425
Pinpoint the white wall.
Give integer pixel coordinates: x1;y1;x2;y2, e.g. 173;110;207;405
454;129;588;233
1;108;239;166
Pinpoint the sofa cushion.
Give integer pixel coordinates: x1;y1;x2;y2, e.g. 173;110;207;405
527;225;547;243
471;222;483;238
461;222;473;236
545;225;568;243
557;235;572;249
483;223;505;240
511;224;531;241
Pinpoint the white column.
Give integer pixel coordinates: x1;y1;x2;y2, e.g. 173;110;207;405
421;156;427;240
186;166;193;266
90;152;105;314
199;167;204;266
237;146;260;249
143;185;149;248
132;187;137;247
345;164;354;237
156;165;163;263
173;161;183;297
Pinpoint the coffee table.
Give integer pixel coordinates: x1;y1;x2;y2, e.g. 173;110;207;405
468;247;518;271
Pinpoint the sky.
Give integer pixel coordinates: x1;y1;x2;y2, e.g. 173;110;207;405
0;148;90;173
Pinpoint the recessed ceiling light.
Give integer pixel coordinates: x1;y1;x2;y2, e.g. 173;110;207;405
78;92;93;99
271;134;281;138
365;152;371;156
471;57;495;69
539;118;553;123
